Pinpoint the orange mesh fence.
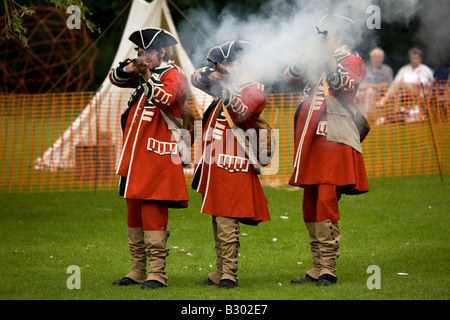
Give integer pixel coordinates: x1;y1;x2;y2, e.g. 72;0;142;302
1;82;449;193
356;81;449;178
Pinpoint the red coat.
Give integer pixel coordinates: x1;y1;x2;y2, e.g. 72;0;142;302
109;61;189;207
284;47;369;195
191;68;271;224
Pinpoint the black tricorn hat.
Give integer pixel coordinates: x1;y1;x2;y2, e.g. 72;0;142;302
129;28;178;50
207;40;254;66
316;14;356;36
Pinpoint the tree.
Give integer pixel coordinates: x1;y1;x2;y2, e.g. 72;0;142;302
2;0;99;47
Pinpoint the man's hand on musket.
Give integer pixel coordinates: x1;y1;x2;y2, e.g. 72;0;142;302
123;59;151;80
127;47;169;82
207;70;224;82
133;59;152;81
207;58;232;83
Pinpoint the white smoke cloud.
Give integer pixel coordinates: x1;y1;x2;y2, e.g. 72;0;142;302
380;0;420;23
178;0;422;86
416;0;450;68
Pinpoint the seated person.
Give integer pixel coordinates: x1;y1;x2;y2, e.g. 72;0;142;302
358;47;393;113
378;48;434;113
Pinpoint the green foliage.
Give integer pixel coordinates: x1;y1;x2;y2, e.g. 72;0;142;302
2;0;99;47
2;0;35;46
0;176;448;301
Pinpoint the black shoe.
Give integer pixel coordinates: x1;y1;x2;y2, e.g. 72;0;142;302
316;274;337;286
196;278;216;285
141;280;166;290
291;274;317;284
219;279;238;289
112;277;140;286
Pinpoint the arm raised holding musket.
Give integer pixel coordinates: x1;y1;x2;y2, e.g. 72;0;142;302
284;14;369;287
109;28;190;290
190;41;272;289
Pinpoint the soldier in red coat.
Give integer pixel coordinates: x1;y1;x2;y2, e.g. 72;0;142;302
284;15;369;286
109;28;189;289
191;41;271;289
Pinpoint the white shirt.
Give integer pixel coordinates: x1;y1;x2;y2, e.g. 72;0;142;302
394;63;434;86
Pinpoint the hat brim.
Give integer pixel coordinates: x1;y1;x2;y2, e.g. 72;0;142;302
129;28;178;50
207;40;254;65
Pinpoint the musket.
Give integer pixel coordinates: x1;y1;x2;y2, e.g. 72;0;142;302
207;58;229;75
118;58;135;68
118;57;149;69
315;26;328;37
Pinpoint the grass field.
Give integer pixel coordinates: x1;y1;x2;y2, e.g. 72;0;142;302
0;175;448;302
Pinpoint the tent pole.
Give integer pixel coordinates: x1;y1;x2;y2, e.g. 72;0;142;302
167;0;211;43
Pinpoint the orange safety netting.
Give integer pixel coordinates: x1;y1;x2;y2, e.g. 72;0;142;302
1;82;449;193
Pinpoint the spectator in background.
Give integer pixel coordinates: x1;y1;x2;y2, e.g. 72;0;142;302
393;47;434;87
433;67;449;85
377;47;434;118
431;67;449;110
362;47;393;85
359;47;393;113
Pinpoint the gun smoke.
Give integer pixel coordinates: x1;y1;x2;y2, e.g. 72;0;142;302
177;0;447;86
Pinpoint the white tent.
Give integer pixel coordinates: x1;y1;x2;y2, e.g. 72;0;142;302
35;0;211;171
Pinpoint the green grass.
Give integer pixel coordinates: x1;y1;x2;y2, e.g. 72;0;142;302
0;175;449;300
